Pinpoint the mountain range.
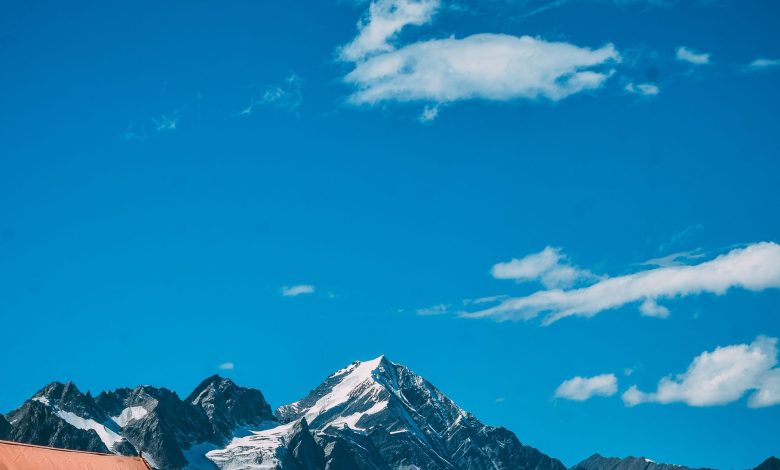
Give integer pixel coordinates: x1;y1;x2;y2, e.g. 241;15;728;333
1;355;776;470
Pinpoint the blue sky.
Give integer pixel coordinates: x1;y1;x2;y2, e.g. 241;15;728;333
1;0;779;468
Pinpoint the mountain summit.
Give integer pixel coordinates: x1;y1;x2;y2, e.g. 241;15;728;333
211;355;566;470
186;374;276;444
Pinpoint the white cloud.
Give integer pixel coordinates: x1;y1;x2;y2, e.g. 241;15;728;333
750;369;780;408
555;373;618;401
638;298;669;318
345;34;619;105
463;242;780;325
282;284;316;297
744;58;780;72
625;82;659;96
338;0;621;117
219;362;235;370
491;246;598;289
676;46;711;65
622;336;780;408
416;303;449;315
340;0;440;62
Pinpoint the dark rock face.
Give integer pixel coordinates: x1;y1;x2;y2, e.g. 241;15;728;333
317;427;387;470
753;457;780;470
186;375;276;444
571;454;712;470
0;414;11;440
97;384;220;469
317;429;376;470
284;419;326;470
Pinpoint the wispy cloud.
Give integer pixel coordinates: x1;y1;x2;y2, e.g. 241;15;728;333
676;46;711;65
218;362;235;370
237;73;303;117
638;250;706;268
658;223;704;254
152;112;179;132
511;0;572;20
623;336;780;408
339;0;440;62
121;106;187;141
463;242;780;325
491;246;599;289
282;284;316;297
463;295;508;305
416;303;450;315
120;123;145;141
743;58;780;72
461;0;703;24
418;105;440;123
555;373;618;401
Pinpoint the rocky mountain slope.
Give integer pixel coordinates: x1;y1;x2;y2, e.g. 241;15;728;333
1;356;776;470
751;457;780;470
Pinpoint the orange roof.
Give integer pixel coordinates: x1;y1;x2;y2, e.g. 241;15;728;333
0;440;152;470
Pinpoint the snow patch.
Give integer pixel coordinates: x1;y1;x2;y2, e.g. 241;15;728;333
56;410;126;451
328;400;388;431
207;422;298;470
111;406;148;427
32;396;50;406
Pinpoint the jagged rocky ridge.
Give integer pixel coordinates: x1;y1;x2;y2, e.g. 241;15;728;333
570;455;780;470
570;454;715;470
1;356;776;470
4;373;275;469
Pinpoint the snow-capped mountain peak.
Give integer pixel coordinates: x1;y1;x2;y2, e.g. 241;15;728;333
267;356;565;470
277;356;395;430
